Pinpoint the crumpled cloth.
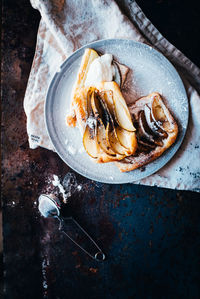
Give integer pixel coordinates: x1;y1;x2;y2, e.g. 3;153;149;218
24;0;200;191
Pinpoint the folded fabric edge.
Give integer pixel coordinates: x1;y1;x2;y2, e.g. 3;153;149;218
134;180;200;193
23;20;56;151
23;20;44;149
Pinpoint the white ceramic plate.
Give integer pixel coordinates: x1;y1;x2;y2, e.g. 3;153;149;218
45;39;188;184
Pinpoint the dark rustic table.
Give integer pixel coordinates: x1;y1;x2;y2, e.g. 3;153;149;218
2;1;200;298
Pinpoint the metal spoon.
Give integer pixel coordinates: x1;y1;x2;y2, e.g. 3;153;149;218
38;194;106;262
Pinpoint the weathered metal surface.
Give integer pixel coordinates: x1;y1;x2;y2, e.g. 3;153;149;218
2;1;200;299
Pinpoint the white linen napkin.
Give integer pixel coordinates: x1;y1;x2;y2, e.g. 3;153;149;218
24;0;200;191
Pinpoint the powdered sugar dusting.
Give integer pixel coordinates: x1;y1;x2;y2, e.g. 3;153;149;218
52;174;68;203
77;185;82;191
62;172;83;198
67;145;76;155
78;146;85;154
87;116;96;129
43;173;83;204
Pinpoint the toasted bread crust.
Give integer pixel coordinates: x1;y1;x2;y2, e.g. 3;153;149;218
66;49;99;128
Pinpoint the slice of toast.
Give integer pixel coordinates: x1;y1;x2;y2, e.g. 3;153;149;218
66;48;99;128
116;92;178;172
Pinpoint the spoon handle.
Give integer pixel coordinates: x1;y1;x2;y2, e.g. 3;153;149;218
57;216;106;262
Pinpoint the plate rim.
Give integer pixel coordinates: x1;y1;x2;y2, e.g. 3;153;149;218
45;38;189;184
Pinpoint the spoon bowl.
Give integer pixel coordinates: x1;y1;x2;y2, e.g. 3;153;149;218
38;194;61;218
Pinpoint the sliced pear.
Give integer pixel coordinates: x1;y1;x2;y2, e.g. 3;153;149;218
144;104;167;138
138;111;163;147
96;148;126;163
98;94;116;128
97;93;124;151
90;91;116;155
152;98;166;121
105;123;117;153
100;98;131;155
83;124;122;162
99;91;137;154
109;130;128;155
100;90;118;126
91;90;112;127
113;99;135;132
138;139;156;149
99;91;113;113
91;91;104;119
83;125;99;158
150;97;173;133
104;123;127;156
150;100;165;129
116;127;137;155
98;92;128;148
109;82;135;132
97;123;116;156
93;82;135;132
84;84;135;159
91;90;110;130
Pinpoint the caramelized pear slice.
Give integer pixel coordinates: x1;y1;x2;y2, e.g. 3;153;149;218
98;94;116;128
97;123;116;156
111;82;135;132
150;97;173;133
91;91;113;129
138;139;156;149
83;124;99;158
91;90;130;156
109;130;128;155
116;127;137;155
94;90;115;129
91;91;116;155
138;111;163;146
144;105;167;138
105;123;127;156
83;124;123;162
90;90;102;118
95;82;134;131
100;97;131;154
100;90;119;126
100;91;137;154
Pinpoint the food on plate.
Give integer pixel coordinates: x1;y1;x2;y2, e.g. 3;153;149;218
66;48;178;172
77;85;137;163
66;48;129;130
116;92;178;172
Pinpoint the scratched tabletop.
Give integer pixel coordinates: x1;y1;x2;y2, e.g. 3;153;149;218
2;1;200;298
